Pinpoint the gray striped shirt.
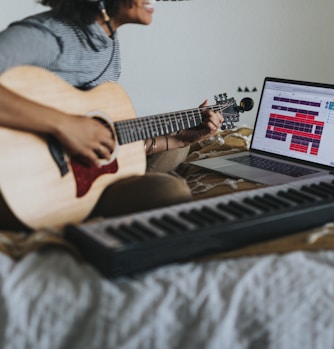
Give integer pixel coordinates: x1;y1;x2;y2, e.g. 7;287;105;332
0;11;121;88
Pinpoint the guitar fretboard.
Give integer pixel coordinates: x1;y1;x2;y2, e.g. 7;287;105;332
114;99;237;145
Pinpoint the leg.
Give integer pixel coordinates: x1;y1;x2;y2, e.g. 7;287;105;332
146;146;190;173
88;172;192;219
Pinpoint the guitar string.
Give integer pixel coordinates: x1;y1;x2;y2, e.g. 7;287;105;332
114;107;236;132
114;103;238;144
115;104;235;131
115;111;238;144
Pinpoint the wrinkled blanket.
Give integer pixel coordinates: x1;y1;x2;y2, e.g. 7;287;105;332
1;247;334;349
1;128;334;349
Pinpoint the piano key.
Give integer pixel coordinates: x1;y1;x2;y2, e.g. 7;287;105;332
201;206;230;222
311;183;334;196
125;221;159;240
186;208;222;224
118;224;152;242
263;193;291;208
161;214;189;231
149;214;188;235
286;188;317;202
253;194;283;210
179;210;213;227
227;200;258;216
301;185;332;199
216;202;247;219
277;189;309;204
106;226;136;244
318;181;334;195
243;197;273;213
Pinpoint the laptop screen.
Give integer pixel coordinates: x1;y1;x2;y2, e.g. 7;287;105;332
251;77;334;168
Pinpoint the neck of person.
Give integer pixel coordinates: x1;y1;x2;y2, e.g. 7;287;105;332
97;16;117;38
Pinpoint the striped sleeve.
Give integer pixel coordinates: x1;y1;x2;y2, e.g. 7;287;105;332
0;23;60;74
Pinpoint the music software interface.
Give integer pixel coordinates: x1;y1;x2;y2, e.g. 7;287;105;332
252;80;334;167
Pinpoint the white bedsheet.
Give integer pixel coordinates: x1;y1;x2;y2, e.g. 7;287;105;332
1;249;334;349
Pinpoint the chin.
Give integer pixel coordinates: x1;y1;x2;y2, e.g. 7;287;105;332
140;16;153;25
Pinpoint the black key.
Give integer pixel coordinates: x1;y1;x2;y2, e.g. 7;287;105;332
277;190;307;204
150;214;188;234
179;210;212;227
106;226;137;244
162;214;188;231
263;193;291;208
228;200;257;216
318;182;334;195
301;185;331;199
216;202;245;219
255;194;283;210
287;188;317;202
117;224;148;242
202;206;229;222
189;208;217;224
243;197;273;213
131;220;159;239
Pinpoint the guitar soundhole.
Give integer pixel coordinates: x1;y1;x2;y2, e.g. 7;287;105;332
93;116;114;134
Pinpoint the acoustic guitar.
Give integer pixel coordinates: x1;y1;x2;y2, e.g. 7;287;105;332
0;66;252;229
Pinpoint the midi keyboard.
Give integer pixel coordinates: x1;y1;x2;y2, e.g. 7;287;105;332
65;175;334;278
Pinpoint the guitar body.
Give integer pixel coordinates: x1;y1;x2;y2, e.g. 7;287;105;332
0;66;146;229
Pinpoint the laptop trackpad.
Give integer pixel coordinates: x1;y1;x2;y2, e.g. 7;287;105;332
217;163;299;185
216;164;270;177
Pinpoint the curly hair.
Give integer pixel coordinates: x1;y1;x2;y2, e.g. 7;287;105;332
38;0;134;25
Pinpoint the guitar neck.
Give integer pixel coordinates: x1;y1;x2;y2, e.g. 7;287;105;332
114;101;235;145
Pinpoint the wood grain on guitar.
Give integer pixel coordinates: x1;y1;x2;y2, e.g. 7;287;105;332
0;66;249;229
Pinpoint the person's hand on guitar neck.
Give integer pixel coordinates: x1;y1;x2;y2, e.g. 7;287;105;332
175;99;225;145
145;99;224;154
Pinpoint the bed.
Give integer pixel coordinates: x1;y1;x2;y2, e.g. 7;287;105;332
1;127;334;349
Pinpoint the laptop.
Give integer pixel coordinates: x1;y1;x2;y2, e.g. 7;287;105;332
191;77;334;185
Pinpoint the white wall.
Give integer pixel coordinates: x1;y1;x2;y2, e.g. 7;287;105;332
0;1;44;28
3;0;334;127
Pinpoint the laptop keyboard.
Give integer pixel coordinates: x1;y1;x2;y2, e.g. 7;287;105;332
229;154;319;177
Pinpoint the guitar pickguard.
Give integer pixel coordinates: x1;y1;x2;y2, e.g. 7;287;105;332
70;157;118;197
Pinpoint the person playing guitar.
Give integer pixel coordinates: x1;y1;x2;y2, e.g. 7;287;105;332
0;0;224;230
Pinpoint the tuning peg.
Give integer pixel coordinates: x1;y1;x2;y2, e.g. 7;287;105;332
215;93;228;104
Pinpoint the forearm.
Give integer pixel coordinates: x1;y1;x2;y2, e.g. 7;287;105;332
145;134;186;154
0;84;66;136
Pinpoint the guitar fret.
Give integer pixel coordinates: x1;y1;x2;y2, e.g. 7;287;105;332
157;115;164;135
124;121;134;143
142;119;151;140
185;111;192;129
180;111;186;130
137;118;149;139
164;116;171;134
138;121;147;140
151;117;160;137
126;119;136;142
167;112;176;132
175;119;181;132
191;110;201;128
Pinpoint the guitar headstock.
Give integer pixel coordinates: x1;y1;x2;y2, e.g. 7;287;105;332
215;93;254;130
